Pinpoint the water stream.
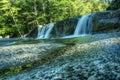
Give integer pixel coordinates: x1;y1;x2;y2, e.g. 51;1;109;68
37;14;92;39
74;14;92;35
37;23;54;39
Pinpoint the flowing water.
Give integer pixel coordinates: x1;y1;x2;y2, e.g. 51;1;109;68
37;23;54;39
74;14;92;35
37;14;92;39
62;14;92;38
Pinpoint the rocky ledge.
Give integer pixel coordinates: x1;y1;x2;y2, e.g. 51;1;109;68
0;32;120;80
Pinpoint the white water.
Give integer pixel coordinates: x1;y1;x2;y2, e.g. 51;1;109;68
74;14;92;35
62;34;90;38
62;14;92;38
37;14;92;39
37;23;54;39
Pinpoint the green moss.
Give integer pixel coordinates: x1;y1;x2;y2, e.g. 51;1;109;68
0;66;22;77
14;36;97;46
26;64;32;68
0;46;73;78
0;36;102;78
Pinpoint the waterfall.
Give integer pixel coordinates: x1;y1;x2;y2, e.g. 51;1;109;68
62;14;92;38
37;14;92;39
37;23;54;39
74;14;92;35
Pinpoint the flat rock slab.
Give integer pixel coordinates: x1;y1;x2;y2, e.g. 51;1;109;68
0;32;120;80
1;36;120;80
0;43;65;69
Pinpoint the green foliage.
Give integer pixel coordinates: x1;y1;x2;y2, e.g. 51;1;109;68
107;0;120;10
0;66;22;77
0;0;109;37
26;64;32;68
0;63;33;77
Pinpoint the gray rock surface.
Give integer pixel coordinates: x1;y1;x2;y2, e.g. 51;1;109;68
0;43;65;70
0;32;120;80
26;10;120;38
92;10;120;33
50;17;79;38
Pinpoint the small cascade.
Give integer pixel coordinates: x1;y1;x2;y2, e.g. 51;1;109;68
37;14;93;39
74;14;92;35
62;14;93;38
37;23;54;39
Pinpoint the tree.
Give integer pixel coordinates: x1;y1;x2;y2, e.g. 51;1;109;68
0;0;109;37
106;0;120;10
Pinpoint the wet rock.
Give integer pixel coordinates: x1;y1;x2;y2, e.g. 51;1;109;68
0;32;120;80
116;74;120;80
92;9;120;33
0;43;65;69
26;10;120;38
53;78;63;80
87;75;96;80
50;17;79;38
26;26;39;38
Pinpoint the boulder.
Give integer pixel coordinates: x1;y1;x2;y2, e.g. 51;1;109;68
50;17;80;38
92;9;120;33
26;25;42;38
26;17;79;38
106;0;120;10
26;10;120;38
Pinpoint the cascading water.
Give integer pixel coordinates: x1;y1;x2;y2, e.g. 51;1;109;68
37;23;54;39
62;14;92;38
74;14;92;35
37;14;92;39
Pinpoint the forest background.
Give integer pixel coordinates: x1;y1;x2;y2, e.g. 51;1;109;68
0;0;119;37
